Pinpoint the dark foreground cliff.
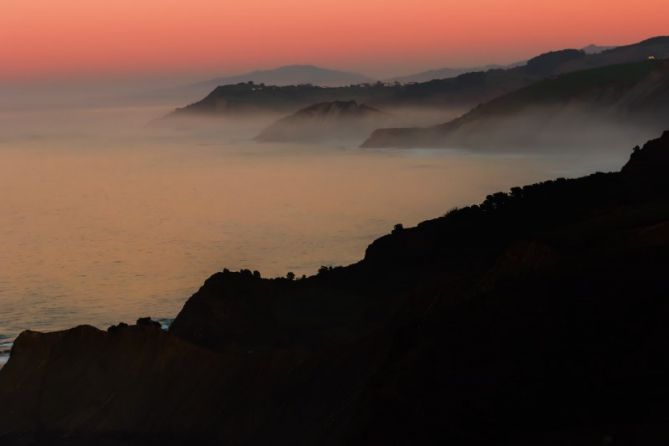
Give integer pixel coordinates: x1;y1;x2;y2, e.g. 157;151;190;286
2;132;669;445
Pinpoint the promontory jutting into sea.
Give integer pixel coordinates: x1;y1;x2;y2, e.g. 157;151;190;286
1;2;669;443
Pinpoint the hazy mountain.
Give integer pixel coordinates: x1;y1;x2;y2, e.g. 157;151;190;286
2;132;669;445
170;36;669;119
193;65;375;89
555;36;669;73
385;45;614;84
388;59;530;84
362;59;669;150
387;64;507;84
168;67;529;117
581;44;616;54
145;65;376;106
256;100;392;143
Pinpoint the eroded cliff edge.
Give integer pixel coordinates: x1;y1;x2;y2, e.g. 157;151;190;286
2;131;669;445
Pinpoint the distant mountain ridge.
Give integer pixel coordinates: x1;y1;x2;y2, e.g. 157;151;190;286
170;36;669;118
193;65;375;89
362;59;669;150
390;44;616;84
149;65;376;106
387;64;512;84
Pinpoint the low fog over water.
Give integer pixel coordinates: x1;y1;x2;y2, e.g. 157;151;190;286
0;92;631;350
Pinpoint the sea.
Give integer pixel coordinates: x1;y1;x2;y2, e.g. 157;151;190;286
0;100;631;367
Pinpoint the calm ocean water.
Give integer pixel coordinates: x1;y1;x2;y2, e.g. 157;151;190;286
0;104;630;364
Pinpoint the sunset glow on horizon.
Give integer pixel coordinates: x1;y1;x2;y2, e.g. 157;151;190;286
2;0;668;81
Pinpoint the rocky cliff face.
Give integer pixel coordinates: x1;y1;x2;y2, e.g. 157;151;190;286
2;132;669;445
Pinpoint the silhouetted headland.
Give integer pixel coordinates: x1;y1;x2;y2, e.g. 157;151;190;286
362;59;669;149
2;131;669;445
255;101;392;143
169;36;669;118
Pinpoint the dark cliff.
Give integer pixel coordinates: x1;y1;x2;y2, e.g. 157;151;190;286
2;132;669;445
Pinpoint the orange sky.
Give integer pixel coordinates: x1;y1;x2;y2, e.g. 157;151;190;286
2;0;668;81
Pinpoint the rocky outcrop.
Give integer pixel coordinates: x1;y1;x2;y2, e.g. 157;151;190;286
623;130;669;175
2;132;669;445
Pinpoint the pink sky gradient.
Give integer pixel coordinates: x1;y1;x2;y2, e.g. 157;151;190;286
2;0;668;81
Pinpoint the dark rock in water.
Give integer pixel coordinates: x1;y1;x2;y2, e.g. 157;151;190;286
2;132;669;444
255;101;392;143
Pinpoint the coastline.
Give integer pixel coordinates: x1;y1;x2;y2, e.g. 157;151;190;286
1;132;668;444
